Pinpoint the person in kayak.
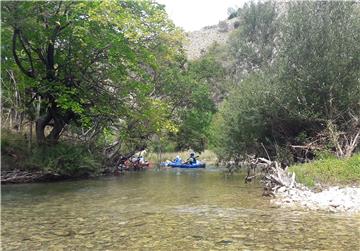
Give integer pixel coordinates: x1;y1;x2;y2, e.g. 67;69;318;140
186;152;197;164
173;155;182;164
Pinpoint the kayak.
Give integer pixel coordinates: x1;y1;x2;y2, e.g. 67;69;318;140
165;162;206;168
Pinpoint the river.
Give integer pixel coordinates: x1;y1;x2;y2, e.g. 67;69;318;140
2;168;360;250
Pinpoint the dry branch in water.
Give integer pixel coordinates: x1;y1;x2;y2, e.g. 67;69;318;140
245;157;306;196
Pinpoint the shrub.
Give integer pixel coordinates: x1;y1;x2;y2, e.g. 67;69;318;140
1;130;101;176
29;143;101;176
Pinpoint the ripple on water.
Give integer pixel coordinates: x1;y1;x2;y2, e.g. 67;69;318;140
2;170;360;250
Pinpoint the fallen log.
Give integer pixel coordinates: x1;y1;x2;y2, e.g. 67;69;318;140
1;170;71;184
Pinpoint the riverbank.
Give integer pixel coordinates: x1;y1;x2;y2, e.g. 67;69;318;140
1;130;102;183
270;154;360;213
1;170;78;184
272;186;360;213
289;153;360;187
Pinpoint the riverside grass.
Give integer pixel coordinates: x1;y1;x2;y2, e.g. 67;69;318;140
289;153;360;187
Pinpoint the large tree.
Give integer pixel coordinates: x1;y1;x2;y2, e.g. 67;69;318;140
277;1;360;157
1;1;183;146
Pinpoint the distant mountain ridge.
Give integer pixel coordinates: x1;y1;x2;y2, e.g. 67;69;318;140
184;18;239;60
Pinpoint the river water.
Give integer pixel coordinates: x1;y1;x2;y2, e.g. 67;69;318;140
2;168;360;250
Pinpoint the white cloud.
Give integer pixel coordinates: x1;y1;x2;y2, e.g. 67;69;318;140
156;0;247;31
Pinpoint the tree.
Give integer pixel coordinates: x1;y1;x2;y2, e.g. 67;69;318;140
149;59;216;153
227;1;278;81
1;1;183;146
277;1;360;157
209;1;360;161
209;73;273;160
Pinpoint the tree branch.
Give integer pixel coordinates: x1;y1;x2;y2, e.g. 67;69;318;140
18;31;35;76
12;29;35;78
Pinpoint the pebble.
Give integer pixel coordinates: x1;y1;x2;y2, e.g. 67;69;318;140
78;230;94;235
52;230;72;237
216;239;233;245
273;186;360;213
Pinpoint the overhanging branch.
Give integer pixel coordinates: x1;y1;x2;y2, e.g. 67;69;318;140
12;29;35;78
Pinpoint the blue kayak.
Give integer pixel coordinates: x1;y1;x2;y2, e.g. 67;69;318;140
164;161;206;168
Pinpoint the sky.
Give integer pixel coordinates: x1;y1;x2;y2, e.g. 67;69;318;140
156;0;247;31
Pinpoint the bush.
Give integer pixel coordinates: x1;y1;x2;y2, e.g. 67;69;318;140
1;130;101;176
29;143;101;176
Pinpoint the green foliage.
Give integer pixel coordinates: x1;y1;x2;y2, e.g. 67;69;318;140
1;1;187;148
2;1;215;165
1;129;26;154
1;130;100;176
277;1;360;123
227;1;278;80
188;52;228;103
209;73;273;158
29;143;100;176
289;154;360;187
149;53;217;153
209;1;360;161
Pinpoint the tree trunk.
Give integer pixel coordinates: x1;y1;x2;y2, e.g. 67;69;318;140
46;115;65;143
28;121;33;151
35;107;73;145
35;112;51;144
9;109;13;129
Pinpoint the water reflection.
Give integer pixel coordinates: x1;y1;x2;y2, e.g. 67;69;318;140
2;169;360;250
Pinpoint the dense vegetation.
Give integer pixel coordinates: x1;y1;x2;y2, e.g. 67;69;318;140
1;1;359;178
1;1;215;174
208;1;360;164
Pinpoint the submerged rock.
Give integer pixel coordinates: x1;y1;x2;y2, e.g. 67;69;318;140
216;239;233;245
52;230;72;237
78;230;95;235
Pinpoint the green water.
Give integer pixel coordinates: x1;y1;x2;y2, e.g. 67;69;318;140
2;168;360;250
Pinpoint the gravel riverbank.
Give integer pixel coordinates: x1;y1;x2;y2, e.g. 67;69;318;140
272;186;360;213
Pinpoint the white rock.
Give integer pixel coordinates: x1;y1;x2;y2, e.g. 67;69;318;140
272;186;360;213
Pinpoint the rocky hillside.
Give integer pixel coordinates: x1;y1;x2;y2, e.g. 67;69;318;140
184;18;239;60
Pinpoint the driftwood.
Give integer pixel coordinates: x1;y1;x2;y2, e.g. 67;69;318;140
243;157;302;197
260;158;306;196
244;157;268;182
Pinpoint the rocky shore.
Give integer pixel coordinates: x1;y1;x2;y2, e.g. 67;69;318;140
272;186;360;213
258;157;360;214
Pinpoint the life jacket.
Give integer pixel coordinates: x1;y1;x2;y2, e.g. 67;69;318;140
189;157;196;164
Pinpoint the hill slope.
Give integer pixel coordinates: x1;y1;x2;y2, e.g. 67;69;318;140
184;18;239;60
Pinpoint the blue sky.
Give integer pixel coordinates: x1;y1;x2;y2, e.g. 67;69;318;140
156;0;247;31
